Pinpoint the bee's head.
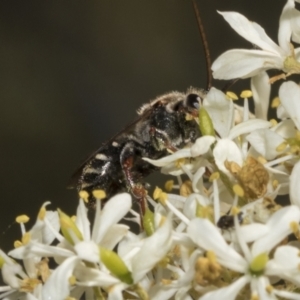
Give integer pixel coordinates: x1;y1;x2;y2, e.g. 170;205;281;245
184;93;201;117
173;89;206;118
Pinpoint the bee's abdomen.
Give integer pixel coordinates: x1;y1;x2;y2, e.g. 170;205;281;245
78;144;126;205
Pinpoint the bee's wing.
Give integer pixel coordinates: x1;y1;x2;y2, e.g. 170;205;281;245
67;108;153;189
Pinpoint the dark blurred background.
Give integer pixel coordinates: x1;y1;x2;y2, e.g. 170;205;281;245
0;0;285;251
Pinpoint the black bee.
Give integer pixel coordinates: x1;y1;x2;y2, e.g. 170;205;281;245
69;1;213;212
217;212;244;230
69;89;205;209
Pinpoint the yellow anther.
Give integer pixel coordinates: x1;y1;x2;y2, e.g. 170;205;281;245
38;207;46;221
15;215;30;224
276;142;287;152
206;251;217;262
231;206;240;216
164;180;174;192
20;278;41;293
290;221;300;235
266;285;273;294
269;119;278;127
92;189;106;200
159;192;168;205
291;144;300;154
175;158;186;168
251;295;259;300
196;204;213;221
233;184;245;197
180;180;193;197
68;275;76;285
153;187;163;200
185;113;193;121
161;279;172;285
14;240;23;248
226;91;238;100
236;156;269;200
36;258;50;282
272;179;279;189
79;190;89;203
257;156;267;164
22;232;31;245
224;160;241;174
271;97;281;108
209;172;220;182
71;215;76;222
240;90;253;98
195;251;222;284
157;256;170;268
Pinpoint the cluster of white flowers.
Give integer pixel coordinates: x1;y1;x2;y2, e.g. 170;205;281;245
3;0;300;299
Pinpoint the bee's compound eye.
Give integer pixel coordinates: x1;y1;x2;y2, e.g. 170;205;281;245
186;94;200;109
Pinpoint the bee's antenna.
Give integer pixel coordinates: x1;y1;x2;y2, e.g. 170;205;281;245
192;0;212;91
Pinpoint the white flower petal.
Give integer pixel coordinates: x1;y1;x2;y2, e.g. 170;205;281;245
76;199;91;241
74;241;99;263
251;71;270;120
255;277;276;300
1;263;23;289
9;242;73;260
29;205;59;245
219;11;283;55
42;256;80;299
190;136;215;157
239;224;269;243
108;283;127;300
143;148;191;167
131;216;172;282
212;49;282;79
278;0;294;53
228;119;271;140
203;88;234;138
213;139;243;176
274;289;300;300
290;160;300;206
279;81;300;131
92;193;132;244
273;245;300;269
246;128;285;160
74;264;120;287
273;119;297;139
187;218;246;272
199;275;249;300
150;287;178;300
291;7;300;43
101;224;129;250
252;205;300;256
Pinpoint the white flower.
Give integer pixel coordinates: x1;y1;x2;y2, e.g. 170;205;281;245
0;249;42;299
9;194;133;299
212;0;300;81
290;160;300;207
130;215;173;282
203;88;234;138
279;81;300;131
188;205;300;300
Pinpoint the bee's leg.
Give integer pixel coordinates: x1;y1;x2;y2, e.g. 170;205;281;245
149;126;179;152
120;143;148;225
